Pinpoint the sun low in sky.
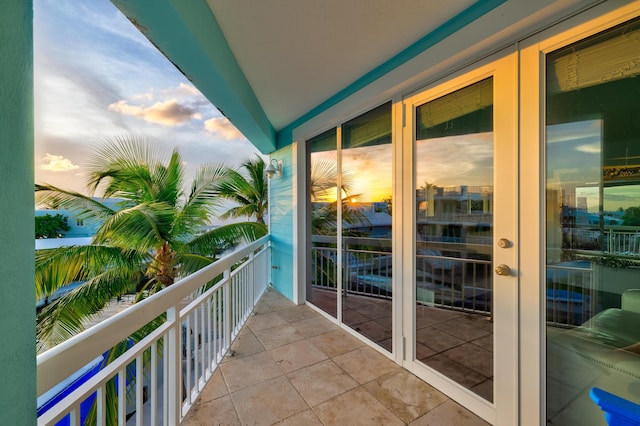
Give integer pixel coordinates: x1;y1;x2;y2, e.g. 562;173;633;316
34;0;258;195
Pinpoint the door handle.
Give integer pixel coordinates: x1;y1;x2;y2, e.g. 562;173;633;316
495;264;511;276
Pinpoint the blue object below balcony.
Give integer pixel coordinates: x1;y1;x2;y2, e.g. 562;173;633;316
590;387;640;425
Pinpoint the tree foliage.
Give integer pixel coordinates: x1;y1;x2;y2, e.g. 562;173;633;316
215;155;269;224
35;213;70;238
35;136;267;351
622;206;640;226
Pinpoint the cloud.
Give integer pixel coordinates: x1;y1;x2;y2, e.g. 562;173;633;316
109;99;200;126
40;154;80;172
575;142;601;154
163;83;202;97
204;117;246;140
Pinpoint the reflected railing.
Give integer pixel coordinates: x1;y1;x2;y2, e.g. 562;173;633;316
37;236;270;426
311;235;610;326
311;235;493;316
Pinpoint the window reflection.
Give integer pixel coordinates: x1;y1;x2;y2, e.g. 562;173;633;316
308;129;338;318
414;78;494;402
546;17;640;425
341;102;393;352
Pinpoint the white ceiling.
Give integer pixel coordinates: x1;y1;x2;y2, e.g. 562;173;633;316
206;0;476;130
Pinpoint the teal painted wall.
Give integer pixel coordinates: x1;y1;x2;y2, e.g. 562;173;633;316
269;146;295;301
1;0;36;423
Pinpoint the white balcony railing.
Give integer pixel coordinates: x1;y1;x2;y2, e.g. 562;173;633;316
37;235;271;425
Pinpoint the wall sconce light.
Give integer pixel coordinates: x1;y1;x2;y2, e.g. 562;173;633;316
265;159;283;179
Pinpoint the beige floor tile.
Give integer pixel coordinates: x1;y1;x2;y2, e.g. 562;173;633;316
410;400;489;426
265;297;295;311
333;346;399;384
253;323;306;350
275;304;319;323
260;288;282;301
309;329;365;358
287;359;358;407
364;369;449;423
253;300;273;315
292;316;338;338
194;368;228;403
223;331;265;362
247;311;289;332
269;339;328;374
274;410;323;425
231;376;309;426
313;387;404;425
220;351;282;393
182;395;240;426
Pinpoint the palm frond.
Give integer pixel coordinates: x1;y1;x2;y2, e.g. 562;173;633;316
37;266;142;351
36;245;146;300
185;222;267;258
93;202;176;251
35;183;117;221
215;156;268;223
173;163;228;238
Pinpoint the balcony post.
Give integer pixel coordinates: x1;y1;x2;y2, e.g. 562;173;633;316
0;1;36;424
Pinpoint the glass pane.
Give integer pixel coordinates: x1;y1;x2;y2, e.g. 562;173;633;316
415;78;494;402
546;18;640;425
308;128;338;318
341;102;393;352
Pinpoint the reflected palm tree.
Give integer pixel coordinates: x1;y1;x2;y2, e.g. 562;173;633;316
310;158;368;235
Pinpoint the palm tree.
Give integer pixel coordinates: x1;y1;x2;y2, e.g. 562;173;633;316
216;155;268;224
35;136;267;351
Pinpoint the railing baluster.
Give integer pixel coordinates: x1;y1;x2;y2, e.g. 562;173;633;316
117;369;125;425
224;270;231;353
135;354;143;425
166;306;181;425
200;303;205;388
150;341;157;426
96;386;105;426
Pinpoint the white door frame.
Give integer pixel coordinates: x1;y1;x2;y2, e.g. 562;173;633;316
400;52;519;425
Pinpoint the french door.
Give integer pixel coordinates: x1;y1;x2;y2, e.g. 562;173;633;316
401;54;518;425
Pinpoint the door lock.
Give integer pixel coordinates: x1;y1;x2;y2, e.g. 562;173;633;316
497;238;511;248
495;264;511;276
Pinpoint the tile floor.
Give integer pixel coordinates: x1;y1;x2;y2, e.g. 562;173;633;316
311;287;494;402
182;287;489;425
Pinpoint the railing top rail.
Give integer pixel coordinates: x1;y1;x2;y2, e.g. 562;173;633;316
36;235;270;397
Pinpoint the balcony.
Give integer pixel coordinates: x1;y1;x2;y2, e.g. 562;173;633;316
36;235;487;425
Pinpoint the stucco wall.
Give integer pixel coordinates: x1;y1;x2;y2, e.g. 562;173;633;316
268;146;295;301
1;0;36;423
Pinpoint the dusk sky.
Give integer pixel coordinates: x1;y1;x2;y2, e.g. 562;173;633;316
33;0;259;195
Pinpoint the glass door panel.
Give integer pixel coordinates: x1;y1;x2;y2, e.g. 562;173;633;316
341;102;393;352
414;78;495;402
545;17;640;425
307;129;338;318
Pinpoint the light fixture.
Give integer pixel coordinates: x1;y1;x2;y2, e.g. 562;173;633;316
265;159;283;179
